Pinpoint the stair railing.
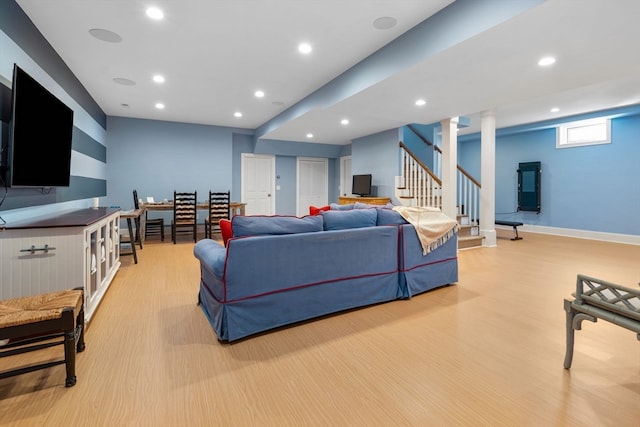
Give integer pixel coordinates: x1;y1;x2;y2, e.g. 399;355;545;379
398;142;442;208
457;164;481;224
398;139;481;223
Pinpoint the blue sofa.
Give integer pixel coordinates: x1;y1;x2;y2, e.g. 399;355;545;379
194;207;458;342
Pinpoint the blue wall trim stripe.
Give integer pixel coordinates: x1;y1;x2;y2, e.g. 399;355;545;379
0;176;106;212
73;127;106;162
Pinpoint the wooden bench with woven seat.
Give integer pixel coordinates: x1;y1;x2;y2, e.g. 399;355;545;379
0;288;85;387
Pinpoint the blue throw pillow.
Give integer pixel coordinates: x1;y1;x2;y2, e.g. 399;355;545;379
355;201;385;209
321;208;377;230
330;203;355;210
232;215;323;237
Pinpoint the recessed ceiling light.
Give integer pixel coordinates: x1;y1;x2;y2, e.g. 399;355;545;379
538;56;556;67
373;17;397;30
152;75;165;83
89;28;122;43
146;7;164;20
341;119;349;125
234;111;242;118
415;99;427;106
550;107;560;113
121;103;130;108
155;103;165;109
298;43;312;54
306;133;314;139
254;90;265;98
113;77;136;86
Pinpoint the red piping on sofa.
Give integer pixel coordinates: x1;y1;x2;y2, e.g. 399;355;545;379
202;269;399;304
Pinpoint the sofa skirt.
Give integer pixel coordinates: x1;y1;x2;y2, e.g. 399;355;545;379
399;227;459;298
199;272;398;342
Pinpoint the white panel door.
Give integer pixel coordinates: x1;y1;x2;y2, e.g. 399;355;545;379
297;157;328;216
241;153;275;215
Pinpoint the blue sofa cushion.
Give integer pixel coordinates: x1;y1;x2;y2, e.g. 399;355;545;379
330;203;355;210
376;207;409;225
232;215;323;237
355;201;390;209
321;208;377;230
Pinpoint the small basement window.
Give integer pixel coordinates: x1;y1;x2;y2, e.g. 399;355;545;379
556;117;611;148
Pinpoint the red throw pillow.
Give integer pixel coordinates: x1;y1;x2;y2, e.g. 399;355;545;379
219;219;232;246
309;205;330;216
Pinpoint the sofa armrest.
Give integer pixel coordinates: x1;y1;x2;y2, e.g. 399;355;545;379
194;239;226;278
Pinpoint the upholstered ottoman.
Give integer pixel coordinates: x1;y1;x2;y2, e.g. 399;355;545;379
0;288;85;387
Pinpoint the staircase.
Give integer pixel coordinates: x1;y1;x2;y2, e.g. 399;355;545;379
396;138;483;249
456;214;484;249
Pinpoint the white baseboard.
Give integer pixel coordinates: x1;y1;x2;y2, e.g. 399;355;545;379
495;224;640;246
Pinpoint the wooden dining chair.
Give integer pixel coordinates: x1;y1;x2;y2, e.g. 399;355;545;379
204;191;231;239
172;191;197;244
133;189;164;242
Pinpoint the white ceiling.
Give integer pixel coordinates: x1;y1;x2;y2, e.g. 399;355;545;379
15;0;640;144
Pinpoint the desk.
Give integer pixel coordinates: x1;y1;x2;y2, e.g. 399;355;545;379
141;201;245;216
138;202;246;243
120;209;142;264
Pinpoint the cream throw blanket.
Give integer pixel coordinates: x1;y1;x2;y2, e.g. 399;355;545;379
392;206;459;255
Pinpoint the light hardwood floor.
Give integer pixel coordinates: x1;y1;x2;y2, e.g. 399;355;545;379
1;231;639;426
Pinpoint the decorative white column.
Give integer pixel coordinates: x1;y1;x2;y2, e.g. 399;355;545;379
480;110;497;247
440;117;458;220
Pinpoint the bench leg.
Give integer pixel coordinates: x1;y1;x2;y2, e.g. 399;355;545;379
511;226;522;241
63;328;77;387
563;300;576;369
563;300;597;369
76;302;86;353
63;298;85;387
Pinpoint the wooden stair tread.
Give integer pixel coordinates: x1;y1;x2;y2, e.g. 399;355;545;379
457;234;484;249
458;235;483;241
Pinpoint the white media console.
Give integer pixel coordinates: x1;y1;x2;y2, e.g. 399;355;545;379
0;208;121;322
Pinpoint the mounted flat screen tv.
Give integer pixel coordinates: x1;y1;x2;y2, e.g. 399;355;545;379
352;174;372;197
5;64;74;187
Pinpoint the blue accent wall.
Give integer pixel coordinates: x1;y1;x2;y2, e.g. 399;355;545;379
352;128;401;203
104;117;345;216
402;124;440;169
458;107;640;235
105;117;236;212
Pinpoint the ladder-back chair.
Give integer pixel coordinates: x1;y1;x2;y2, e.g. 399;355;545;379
204;191;231;239
133;189;164;242
172;191;197;243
